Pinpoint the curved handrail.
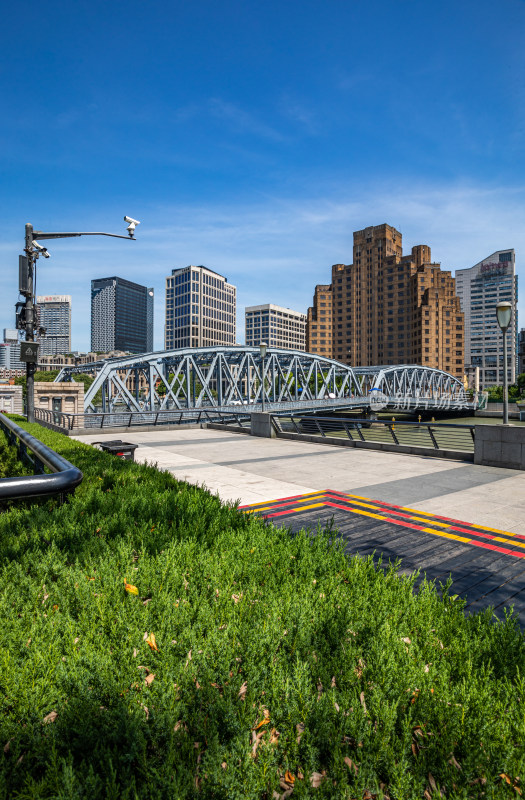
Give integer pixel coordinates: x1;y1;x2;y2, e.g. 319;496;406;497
0;414;83;500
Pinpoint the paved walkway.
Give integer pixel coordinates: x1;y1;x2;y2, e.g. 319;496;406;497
74;427;525;623
74;428;525;534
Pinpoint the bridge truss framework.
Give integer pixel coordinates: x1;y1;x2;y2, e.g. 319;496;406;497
55;346;474;414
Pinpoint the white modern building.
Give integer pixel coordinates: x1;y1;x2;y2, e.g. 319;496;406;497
455;250;517;388
36;295;71;356
165;266;236;349
245;304;307;350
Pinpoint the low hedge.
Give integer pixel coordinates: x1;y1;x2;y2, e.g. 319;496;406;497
0;420;523;799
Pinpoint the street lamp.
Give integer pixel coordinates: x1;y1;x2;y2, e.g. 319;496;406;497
18;217;139;423
496;300;512;425
259;342;268;412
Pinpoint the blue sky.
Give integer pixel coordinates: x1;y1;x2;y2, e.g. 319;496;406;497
1;0;524;350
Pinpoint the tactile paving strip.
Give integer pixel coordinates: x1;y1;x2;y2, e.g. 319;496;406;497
239;490;525;559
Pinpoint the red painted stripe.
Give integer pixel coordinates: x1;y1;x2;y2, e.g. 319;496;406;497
238;490;320;509
323;502;428;532
467;540;525;558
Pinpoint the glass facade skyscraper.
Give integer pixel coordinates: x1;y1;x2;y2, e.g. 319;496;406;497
91;277;154;354
165;266;236;349
455;250;517;388
36;295;71;356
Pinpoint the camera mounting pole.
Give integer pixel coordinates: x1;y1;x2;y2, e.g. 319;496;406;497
19;222;137;423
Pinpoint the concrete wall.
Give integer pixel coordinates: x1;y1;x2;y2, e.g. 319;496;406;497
474;424;525;470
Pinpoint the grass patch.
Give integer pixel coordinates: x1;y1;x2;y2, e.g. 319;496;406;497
0;421;523;798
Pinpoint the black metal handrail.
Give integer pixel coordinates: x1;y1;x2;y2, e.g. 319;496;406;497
0;414;83;501
273;415;476;452
34;407;252;431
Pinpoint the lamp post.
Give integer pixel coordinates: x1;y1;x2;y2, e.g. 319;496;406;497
496;301;512;425
259;342;267;412
18;218;139;423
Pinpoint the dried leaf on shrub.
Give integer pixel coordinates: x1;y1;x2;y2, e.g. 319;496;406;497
255;709;270;729
124;580;139;596
296;722;305;744
221;761;227;770
284;770;295;785
231;593;243;603
238;681;248;700
145;673;155;686
448;754;461;771
3;741;10;754
402;637;411;644
270;728;280;745
251;729;265;758
310;771;326;788
344;756;358;775
43;711;58;725
146;633;159;652
359;691;367;714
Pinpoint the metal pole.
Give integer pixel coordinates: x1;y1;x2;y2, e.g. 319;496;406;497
24;223;36;423
503;329;509;425
261;353;265;413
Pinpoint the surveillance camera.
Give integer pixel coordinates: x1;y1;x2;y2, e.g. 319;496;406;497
32;240;50;258
124;215;140;237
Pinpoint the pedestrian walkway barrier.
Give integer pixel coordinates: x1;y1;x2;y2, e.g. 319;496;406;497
273;415;476;453
0;414;83;503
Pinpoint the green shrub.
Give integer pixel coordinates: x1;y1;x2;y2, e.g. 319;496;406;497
0;421;523;798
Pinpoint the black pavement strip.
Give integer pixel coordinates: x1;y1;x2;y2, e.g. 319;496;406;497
464;565;525;608
448;555;524;596
253;501;525;625
466;575;525;616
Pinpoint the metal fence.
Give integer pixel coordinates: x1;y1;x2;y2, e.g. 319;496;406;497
35;407;253;432
0;414;83;502
273;415;476;453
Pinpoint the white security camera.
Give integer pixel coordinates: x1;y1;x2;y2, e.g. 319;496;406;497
124;215;140;237
32;240;50;258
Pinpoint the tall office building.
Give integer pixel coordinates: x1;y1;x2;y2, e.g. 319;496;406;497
455;251;517;388
91;277;154;354
36;295;71;356
306;224;464;380
165;265;236;349
306;286;333;358
245;304;306;350
519;328;525;376
2;329;24;370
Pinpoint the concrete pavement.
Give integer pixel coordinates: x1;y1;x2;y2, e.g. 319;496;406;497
73;427;525;535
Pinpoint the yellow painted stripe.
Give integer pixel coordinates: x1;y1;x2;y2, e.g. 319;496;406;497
474;524;519;536
409;516;451;528
243;491;326;509
421;528;472;544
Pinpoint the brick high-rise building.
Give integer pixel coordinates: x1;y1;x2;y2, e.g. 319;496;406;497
306;285;333;358
306;224;464;379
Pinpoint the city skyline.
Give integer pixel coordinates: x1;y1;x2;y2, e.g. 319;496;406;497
1;0;524;352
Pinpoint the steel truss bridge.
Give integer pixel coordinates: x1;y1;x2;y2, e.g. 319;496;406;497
55;346;479;415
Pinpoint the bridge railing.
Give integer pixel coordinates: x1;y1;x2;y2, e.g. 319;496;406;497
34;407;254;432
273;415;476;453
0;414;83;503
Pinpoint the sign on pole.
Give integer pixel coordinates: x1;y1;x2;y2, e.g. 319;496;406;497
20;342;39;363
